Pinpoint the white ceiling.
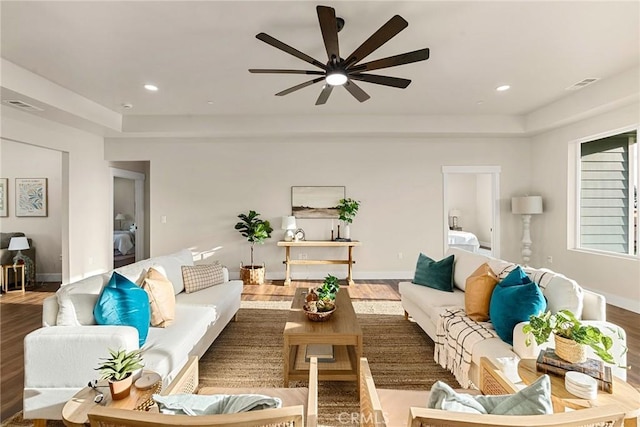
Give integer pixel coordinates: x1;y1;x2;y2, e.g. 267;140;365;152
1;1;639;134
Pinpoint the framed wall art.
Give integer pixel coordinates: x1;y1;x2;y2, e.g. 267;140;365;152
16;178;48;217
291;186;345;219
0;178;7;217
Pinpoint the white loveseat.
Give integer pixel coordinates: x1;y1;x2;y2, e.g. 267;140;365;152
23;249;243;423
399;247;627;388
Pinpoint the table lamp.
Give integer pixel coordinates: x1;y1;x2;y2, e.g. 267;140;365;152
115;213;126;230
511;195;543;265
8;236;30;268
281;216;297;242
449;209;461;230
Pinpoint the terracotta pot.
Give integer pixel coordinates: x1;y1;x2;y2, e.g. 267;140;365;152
554;333;587;364
109;374;133;400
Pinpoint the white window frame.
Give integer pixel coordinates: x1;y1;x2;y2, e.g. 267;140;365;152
569;125;639;259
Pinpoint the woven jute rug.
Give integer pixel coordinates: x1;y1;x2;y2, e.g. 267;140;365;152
2;301;458;426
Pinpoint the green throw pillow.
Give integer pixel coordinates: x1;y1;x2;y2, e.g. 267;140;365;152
428;374;553;415
412;253;454;292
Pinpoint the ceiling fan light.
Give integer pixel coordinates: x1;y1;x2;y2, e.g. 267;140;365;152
325;71;348;86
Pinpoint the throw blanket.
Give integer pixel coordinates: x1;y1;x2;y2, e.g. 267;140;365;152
153;393;282;416
434;308;497;388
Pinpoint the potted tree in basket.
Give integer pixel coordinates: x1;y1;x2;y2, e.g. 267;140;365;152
235;210;273;285
523;309;624;364
337;198;360;241
95;348;144;400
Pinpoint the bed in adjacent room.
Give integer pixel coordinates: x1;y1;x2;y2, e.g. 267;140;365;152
113;230;135;256
448;229;480;252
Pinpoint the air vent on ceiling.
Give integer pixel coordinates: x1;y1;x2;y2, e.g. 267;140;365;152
566;78;600;91
3;99;44;111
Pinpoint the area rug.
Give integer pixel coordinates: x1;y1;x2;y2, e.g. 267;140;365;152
2;301;457;427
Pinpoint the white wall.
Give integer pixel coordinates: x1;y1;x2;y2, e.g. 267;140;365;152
106;136;529;279
448;174;477;231
476;174;493;245
530;103;640;312
113;177;134;231
0;139;62;281
1;106;111;283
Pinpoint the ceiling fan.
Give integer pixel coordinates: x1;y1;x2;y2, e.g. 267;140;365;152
249;5;430;105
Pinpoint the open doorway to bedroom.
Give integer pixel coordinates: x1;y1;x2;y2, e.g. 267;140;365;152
110;165;147;268
442;166;501;258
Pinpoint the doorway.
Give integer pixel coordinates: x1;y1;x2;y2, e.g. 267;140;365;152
110;168;145;268
442;166;501;258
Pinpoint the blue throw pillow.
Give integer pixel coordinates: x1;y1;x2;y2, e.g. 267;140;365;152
412;253;454;292
94;272;150;346
490;266;546;345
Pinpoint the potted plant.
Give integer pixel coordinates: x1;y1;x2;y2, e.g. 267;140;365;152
337;198;360;240
304;274;340;320
523;309;621;364
95;348;144;400
235;210;273;285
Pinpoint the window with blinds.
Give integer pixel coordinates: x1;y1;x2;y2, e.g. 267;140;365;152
579;131;637;255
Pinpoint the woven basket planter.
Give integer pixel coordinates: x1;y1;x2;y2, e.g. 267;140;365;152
554;333;587;363
240;264;265;285
303;307;336;322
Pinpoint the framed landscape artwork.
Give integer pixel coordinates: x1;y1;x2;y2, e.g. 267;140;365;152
291;186;345;219
0;178;7;217
16;178;48;217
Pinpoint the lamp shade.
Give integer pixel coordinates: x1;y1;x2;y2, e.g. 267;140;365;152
8;236;29;251
115;213;126;220
449;209;461;218
511;196;543;215
281;216;297;230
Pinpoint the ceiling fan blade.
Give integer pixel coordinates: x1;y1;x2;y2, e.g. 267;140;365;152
256;33;327;70
348;73;411;88
343;15;408;68
317;6;340;63
275;77;325;96
344;79;371;103
315;84;334;105
249;69;325;75
349;48;430;73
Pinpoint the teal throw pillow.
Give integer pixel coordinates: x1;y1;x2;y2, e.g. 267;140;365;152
428;374;552;415
489;266;546;345
412;253;454;292
94;272;150;346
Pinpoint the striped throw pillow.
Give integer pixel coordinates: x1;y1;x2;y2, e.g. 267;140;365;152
181;262;224;294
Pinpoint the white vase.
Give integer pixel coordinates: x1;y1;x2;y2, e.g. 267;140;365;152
344;224;351;240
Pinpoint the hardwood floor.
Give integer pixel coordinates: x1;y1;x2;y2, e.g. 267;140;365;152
1;279;638;422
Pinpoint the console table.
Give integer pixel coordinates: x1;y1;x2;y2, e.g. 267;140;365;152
277;240;362;286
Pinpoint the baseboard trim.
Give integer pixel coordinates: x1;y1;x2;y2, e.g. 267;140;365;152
587;288;640;314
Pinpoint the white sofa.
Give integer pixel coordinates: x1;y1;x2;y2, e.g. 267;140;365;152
399;247;627;388
23;249;243;422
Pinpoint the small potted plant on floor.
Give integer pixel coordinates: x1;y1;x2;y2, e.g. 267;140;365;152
523;309;622;364
235;210;273;285
337;198;360;241
304;274;340;321
95;348;144;400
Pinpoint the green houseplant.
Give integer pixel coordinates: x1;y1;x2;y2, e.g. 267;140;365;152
235;210;273;285
305;274;340;317
523;310;622;364
337;198;360;240
95;348;144;400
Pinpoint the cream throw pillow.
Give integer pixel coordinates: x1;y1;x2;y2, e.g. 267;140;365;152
181;262;225;294
464;263;499;322
141;267;176;328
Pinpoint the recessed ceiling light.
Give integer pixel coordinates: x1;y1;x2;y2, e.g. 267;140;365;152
207;101;214;105
121;103;133;109
496;85;511;92
144;84;159;92
477;100;485;105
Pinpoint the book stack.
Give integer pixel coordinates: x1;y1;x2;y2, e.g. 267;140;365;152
536;348;613;393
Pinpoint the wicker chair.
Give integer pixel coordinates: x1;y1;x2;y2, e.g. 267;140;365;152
88;356;318;427
360;357;625;427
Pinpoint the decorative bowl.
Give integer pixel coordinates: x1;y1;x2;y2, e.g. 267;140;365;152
303;306;336;322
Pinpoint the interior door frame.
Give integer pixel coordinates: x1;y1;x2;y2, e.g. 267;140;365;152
442;166;501;258
110;168;145;263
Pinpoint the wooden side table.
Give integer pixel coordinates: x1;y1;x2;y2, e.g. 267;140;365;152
518;358;640;426
62;372;161;427
1;264;25;294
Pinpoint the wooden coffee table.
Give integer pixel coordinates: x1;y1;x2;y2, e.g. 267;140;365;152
283;288;363;387
518;359;640;426
62;372;161;427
